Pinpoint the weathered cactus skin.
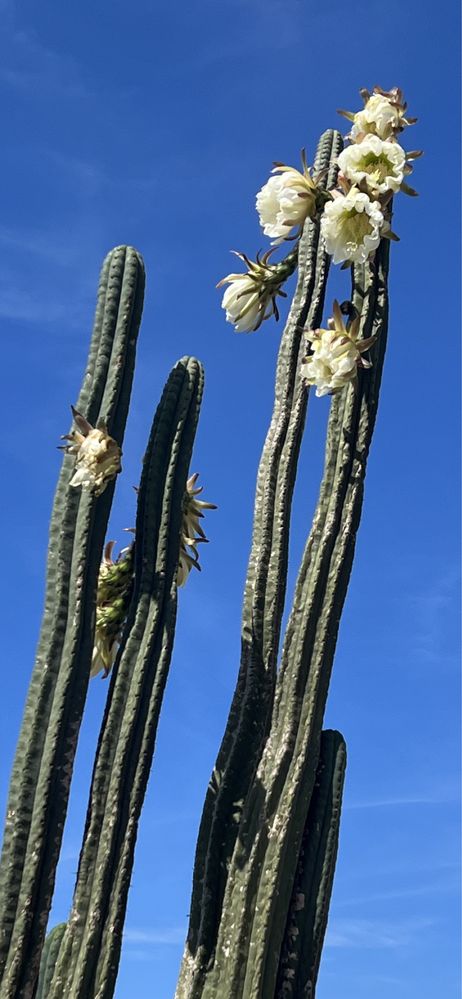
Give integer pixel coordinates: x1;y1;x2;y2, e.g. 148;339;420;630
175;129;343;999
276;731;347;999
46;358;204;999
36;925;66;999
0;247;145;999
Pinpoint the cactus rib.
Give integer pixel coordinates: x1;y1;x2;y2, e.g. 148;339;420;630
0;247;145;999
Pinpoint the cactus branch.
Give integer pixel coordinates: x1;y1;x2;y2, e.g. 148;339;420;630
175;128;343;999
199;238;390;999
0;247;145;999
47;358;204;999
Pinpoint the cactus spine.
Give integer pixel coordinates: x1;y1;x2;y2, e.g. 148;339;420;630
0;247;145;998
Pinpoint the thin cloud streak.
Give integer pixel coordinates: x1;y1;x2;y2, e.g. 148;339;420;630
124;927;187;946
325;915;436;949
346;790;459;810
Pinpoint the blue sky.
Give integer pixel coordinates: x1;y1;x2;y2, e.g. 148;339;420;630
0;1;460;997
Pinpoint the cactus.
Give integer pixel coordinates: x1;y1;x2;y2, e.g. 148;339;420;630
275;730;347;999
0;246;145;999
47;358;204;999
36;926;67;999
176;241;390;999
175;129;343;999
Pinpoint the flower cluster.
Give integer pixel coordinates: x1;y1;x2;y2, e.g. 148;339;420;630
218;86;419;396
91;538;134;678
322;86;421;266
60;407;121;496
301;300;376;397
177;473;217;587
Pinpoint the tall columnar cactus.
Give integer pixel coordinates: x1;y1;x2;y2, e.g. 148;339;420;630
175;129;343;999
176;87;419;999
0;246;145;999
46;358;204;999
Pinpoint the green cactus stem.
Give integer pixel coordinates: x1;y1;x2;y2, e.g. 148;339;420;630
0;246;145;999
200;238;390;999
275;730;346;999
36;925;66;999
175;128;343;999
47;357;204;999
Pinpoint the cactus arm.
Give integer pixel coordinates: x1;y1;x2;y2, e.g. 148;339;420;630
0;247;145;999
35;925;66;999
176;130;343;999
201;240;389;999
45;358;204;999
275;731;346;999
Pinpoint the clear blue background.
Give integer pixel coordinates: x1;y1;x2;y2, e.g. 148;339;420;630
0;1;460;997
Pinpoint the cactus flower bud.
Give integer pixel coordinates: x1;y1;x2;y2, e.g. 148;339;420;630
91;539;134;678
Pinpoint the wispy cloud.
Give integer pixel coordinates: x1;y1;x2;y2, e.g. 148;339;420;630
325;915;435;949
124;926;186;946
346;788;459;810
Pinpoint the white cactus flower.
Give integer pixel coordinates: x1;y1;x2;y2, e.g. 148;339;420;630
320;187;385;265
301;300;377;398
256;162;320;242
218;249;297;333
350;93;404;140
339;86;417;141
337;135;406;196
220;275;263;333
60;408;121;496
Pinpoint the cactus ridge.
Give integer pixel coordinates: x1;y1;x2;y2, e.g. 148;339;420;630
199;240;390;999
46;358;204;999
0;247;145;999
175;129;343;999
275;730;347;999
